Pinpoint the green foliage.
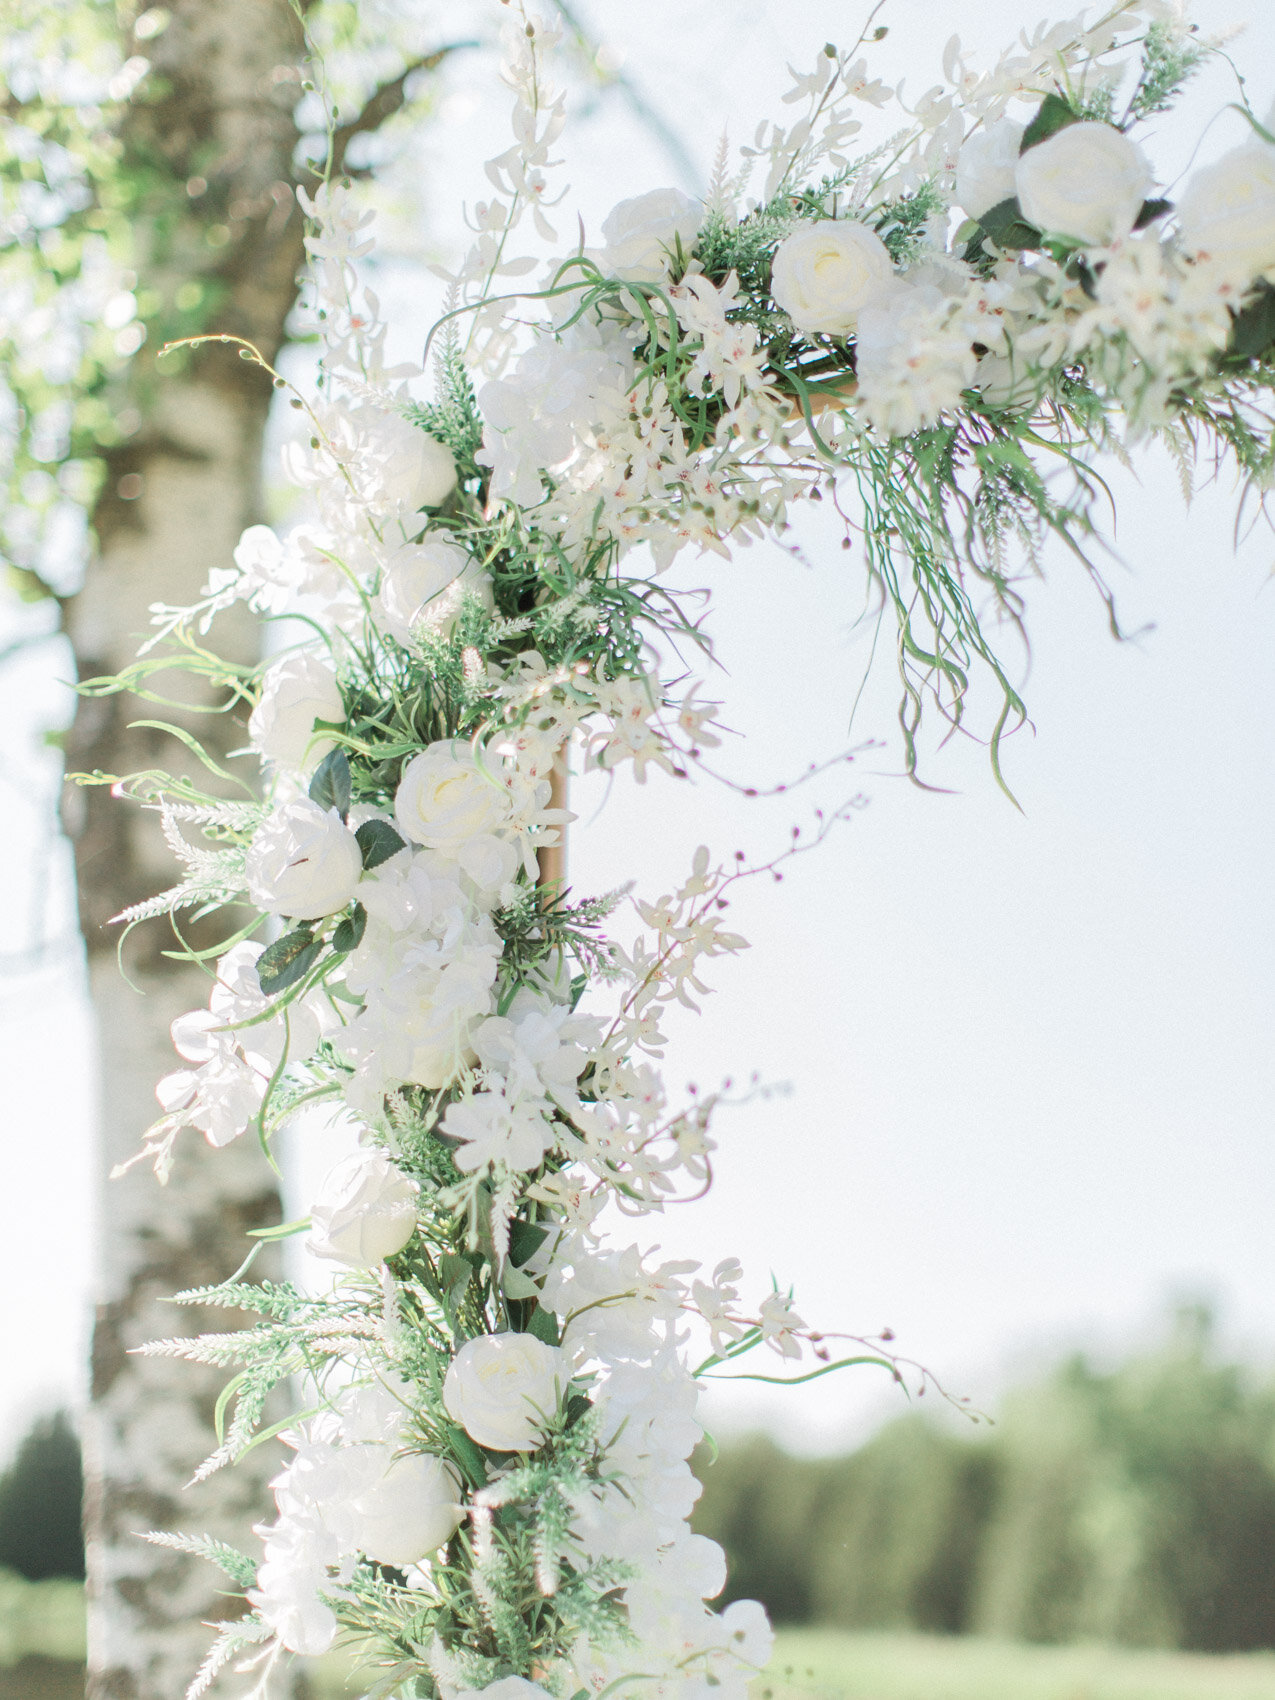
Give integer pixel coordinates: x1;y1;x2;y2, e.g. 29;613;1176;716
693;1312;1275;1653
0;1414;84;1583
1131;22;1205;121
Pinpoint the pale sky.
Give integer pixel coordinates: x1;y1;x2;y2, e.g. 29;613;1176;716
3;0;1275;1457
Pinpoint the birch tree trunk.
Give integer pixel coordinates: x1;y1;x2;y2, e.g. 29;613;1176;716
63;4;309;1693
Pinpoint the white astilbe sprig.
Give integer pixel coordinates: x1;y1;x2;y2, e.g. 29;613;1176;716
109;797;256;925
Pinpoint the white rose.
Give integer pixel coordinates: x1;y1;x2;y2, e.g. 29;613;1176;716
307;1149;420;1268
770;220;896;336
1015;121;1151;247
442;1333;567;1452
394;742;510;856
955;119;1027;218
1177;142;1275;285
377;536;492;646
366;410;457;511
348;1449;464;1567
244;797;363;921
599;187;701;281
248;650;344;773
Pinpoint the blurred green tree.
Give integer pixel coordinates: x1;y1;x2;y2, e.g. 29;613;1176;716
693;1308;1275;1653
0;1412;85;1582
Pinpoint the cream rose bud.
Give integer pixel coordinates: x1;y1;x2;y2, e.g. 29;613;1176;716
368;411;457;511
377;536;492;646
349;1450;464;1567
1015;121;1151;247
599;187;701;281
1178;143;1275;284
307;1148;419;1268
394;742;510;856
442;1333;567;1452
244;797;363;921
248;651;344;772
770;220;895;337
955;119;1027;218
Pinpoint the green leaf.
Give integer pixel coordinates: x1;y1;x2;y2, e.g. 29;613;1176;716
1227;285;1275;362
246;1217;312;1240
355;817;406;869
1020;92;1080;152
502;1265;541;1300
1133;196;1173;230
331;903;367;954
526;1304;561;1347
509;1218;549;1268
973;197;1042;253
255;928;321;994
308;747;351;819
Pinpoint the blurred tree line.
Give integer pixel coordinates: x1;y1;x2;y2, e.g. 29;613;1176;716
694;1307;1275;1653
7;1309;1275;1653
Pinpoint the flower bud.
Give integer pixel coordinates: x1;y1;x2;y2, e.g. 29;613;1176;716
349;1449;464;1567
248;650;344;773
442;1333;566;1452
245;797;363;921
307;1148;420;1268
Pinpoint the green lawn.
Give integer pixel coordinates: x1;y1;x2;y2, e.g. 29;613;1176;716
764;1628;1275;1700
312;1630;1275;1700
6;1584;1275;1700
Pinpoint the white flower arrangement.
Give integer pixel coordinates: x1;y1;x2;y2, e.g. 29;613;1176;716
79;4;1275;1697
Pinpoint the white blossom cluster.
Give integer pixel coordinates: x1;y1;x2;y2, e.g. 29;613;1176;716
108;6;1275;1699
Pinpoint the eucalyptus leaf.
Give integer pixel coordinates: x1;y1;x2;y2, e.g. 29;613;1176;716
1020;92;1080;152
331;903;367;954
974;197;1043;253
255;928;321;994
308;747;351;820
1133;197;1173;230
1226;285;1275;362
509;1218;549;1268
526;1305;562;1347
356;817;407;869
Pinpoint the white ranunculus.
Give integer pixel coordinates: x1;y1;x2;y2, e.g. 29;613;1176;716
1177;142;1275;285
365;410;457;512
442;1333;566;1452
244;797;363;921
1015;121;1151;247
770;220;896;336
348;1449;464;1567
599;187;701;281
394;742;510;856
307;1148;420;1268
248;650;344;773
955;119;1027;218
376;536;492;646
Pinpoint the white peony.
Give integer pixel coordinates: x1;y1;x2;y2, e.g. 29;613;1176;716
442;1333;566;1452
1015;121;1151;247
348;1449;464;1567
307;1148;420;1268
394;742;511;856
1177;142;1275;285
244;797;363;921
599;188;701;281
376;536;492;646
770;220;896;336
248;650;344;773
363;409;457;512
955;119;1026;218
